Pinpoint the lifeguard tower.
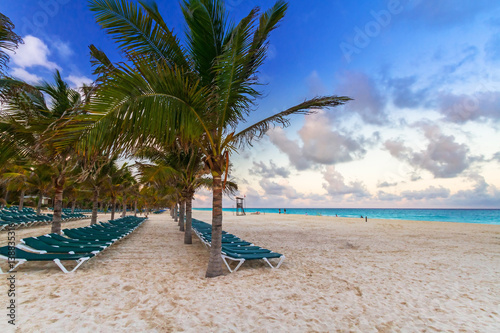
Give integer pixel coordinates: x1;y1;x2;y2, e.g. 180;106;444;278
236;197;246;216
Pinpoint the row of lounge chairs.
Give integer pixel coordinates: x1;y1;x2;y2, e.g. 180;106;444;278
0;207;88;231
191;219;285;273
0;216;147;274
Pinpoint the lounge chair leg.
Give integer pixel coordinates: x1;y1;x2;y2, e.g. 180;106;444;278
221;255;233;273
0;259;27;274
53;258;89;274
263;255;285;269
276;255;285;269
232;259;245;272
221;255;245;273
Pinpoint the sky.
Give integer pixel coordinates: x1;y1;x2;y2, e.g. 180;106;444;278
1;0;500;208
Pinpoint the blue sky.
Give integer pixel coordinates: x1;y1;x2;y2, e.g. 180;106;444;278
2;0;500;208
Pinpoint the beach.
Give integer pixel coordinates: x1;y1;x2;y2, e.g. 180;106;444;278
1;211;500;332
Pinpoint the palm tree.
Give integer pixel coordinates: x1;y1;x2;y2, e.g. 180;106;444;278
136;142;237;244
2;163;30;210
102;162;128;220
79;154;118;224
0;71;86;233
82;0;351;277
0;13;23;73
116;166;136;217
26;164;53;214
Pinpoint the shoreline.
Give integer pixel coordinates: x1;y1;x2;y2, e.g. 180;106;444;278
193;208;500;225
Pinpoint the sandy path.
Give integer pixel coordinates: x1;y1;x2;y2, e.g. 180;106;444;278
1;211;499;332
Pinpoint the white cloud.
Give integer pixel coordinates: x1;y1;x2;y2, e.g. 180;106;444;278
336;71;388;124
322;166;369;198
384;122;476;178
65;75;93;88
53;40;73;58
8;35;60;71
249;160;290;178
10;67;42;84
267;110;370;170
401;186;450;200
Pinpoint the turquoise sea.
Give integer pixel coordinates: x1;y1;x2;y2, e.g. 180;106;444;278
193;208;500;225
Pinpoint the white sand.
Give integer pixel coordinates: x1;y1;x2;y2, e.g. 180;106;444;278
1;211;500;332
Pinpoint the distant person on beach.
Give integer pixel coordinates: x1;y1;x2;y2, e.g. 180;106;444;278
284;209;287;214
279;209;281;214
336;214;338;217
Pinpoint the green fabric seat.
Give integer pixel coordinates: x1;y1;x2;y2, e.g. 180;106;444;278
48;233;112;246
0;246;94;274
20;238;103;254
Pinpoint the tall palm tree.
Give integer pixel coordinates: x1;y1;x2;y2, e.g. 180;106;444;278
26;164;53;214
136;142;237;244
0;13;23;73
0;71;86;233
81;0;351;277
103;162;128;220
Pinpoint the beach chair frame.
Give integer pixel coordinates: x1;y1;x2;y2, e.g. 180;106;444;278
221;254;285;273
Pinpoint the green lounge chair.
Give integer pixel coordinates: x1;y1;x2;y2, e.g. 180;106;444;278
221;249;285;273
18;238;104;255
0;246;94;274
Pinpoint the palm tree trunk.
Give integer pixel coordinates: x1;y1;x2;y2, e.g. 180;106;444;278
179;200;185;231
18;189;25;211
134;200;137;217
71;200;76;214
111;197;116;220
51;175;65;234
184;196;193;244
174;203;178;222
91;187;99;224
122;196;126;217
37;192;43;215
206;175;224;278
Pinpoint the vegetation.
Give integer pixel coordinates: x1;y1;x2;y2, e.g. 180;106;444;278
83;0;350;277
0;2;350;278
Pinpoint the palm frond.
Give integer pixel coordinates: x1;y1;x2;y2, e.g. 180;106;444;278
232;95;352;148
89;44;116;78
55;58;211;154
213;7;259;132
0;13;23;73
89;0;188;68
182;0;228;85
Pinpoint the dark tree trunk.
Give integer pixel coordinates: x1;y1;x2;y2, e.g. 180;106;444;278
179;200;185;231
18;189;25;211
111;197;116;220
184;196;193;244
206;175;224;278
122;196;126;217
71;200;76;214
174;203;178;222
91;187;99;225
134;200;137;217
37;192;42;215
51;175;65;234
